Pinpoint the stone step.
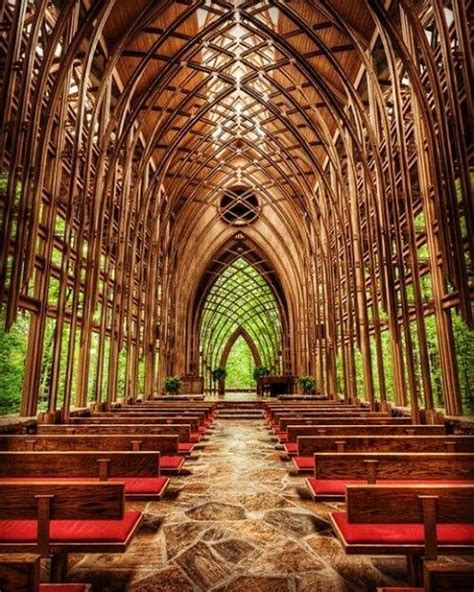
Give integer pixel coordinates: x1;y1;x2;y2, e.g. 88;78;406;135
217;411;263;419
218;414;263;420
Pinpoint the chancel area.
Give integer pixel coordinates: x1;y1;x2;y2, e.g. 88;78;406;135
0;1;473;591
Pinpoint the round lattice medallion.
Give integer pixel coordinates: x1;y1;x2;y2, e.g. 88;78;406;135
219;186;260;225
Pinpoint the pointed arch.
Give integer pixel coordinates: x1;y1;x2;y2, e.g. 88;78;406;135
220;326;262;371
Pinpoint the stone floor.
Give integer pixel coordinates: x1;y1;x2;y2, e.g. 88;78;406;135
67;417;409;591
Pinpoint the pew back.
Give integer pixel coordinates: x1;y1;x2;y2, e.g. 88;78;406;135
287;425;446;442
0;451;160;478
0;482;125;520
38;424;192;440
69;416;201;430
298;435;474;455
0;434;179;453
279;416;411;431
315;452;474;481
346;484;474;524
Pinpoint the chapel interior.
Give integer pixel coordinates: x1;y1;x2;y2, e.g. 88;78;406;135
0;1;473;591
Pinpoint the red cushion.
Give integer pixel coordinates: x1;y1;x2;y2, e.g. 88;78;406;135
178;442;194;454
332;512;474;545
0;510;142;543
190;433;201;442
109;477;169;495
277;434;288;443
41;586;91;592
293;456;315;471
284;443;298;455
160;455;185;471
198;426;206;434
307;477;363;496
307;478;474;498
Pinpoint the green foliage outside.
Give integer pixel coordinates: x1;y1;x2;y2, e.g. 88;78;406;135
452;311;474;414
200;258;281;374
225;336;255;389
0;313;29;415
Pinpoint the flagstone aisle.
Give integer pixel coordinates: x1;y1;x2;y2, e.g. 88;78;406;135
69;418;408;591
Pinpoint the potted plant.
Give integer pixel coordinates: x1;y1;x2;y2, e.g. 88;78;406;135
297;375;316;395
253;366;270;395
211;367;227;396
253;366;270;381
164;375;183;395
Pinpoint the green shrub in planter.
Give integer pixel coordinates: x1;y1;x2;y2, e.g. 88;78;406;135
253;366;270;381
297;375;315;394
164;376;183;394
211;367;227;382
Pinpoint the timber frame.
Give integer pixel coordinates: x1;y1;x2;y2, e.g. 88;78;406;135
0;1;472;418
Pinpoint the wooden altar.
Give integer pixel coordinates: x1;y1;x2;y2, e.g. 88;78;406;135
257;375;296;397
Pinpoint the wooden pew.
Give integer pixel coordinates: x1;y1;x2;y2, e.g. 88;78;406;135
306;452;474;500
289;435;474;471
0;451;170;500
113;403;217;419
0;553;91;592
379;560;474;591
272;413;392;432
276;417;413;442
87;412;209;438
265;405;364;421
0;434;189;473
268;412;381;430
0;482;142;581
285;424;446;454
330;484;474;585
37;423;194;450
68;415;204;440
97;410;208;420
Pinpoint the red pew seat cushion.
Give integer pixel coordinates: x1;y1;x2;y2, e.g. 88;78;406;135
277;434;288;443
178;442;194;454
307;477;361;496
307;477;474;497
109;476;169;496
198;426;206;434
0;510;142;543
292;456;314;471
41;586;92;592
284;443;298;455
190;433;201;442
331;512;474;545
160;455;185;471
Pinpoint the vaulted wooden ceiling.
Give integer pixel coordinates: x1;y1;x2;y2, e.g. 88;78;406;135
97;0;377;217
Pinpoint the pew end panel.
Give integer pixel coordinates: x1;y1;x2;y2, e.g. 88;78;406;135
0;481;143;582
0;553;92;592
330;484;474;584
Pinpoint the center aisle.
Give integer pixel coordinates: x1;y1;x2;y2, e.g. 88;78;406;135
69;415;407;591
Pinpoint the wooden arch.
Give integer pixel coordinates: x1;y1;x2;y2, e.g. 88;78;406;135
187;231;290;380
219;326;262;376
